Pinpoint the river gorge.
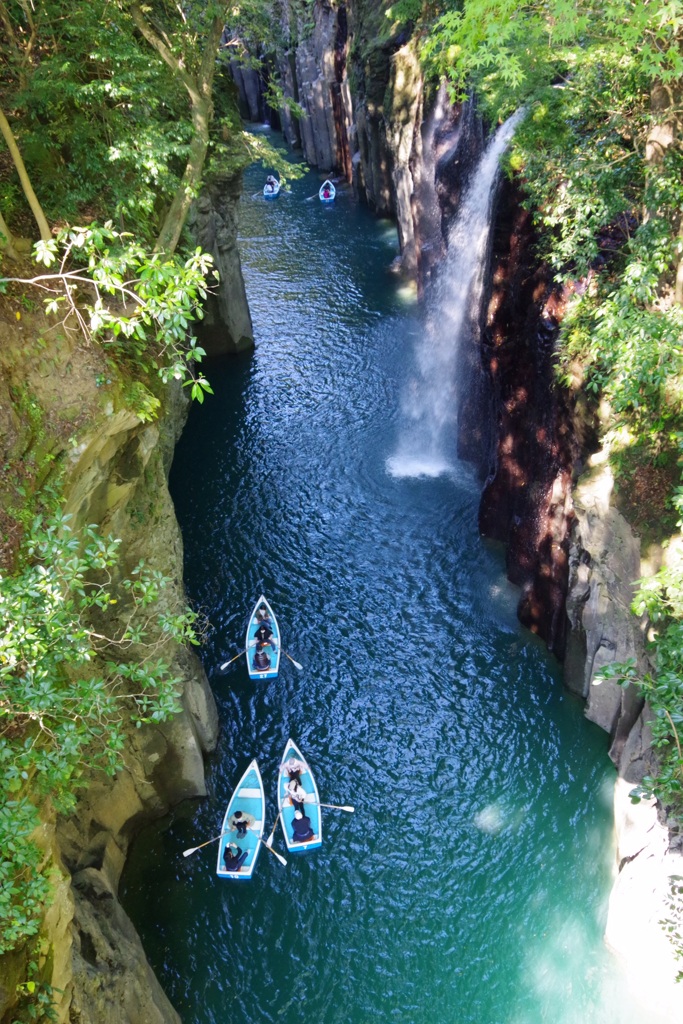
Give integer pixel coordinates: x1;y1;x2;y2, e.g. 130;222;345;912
118;153;675;1024
2;5;683;1021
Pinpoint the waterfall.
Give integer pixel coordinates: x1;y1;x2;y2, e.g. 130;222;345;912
387;107;526;479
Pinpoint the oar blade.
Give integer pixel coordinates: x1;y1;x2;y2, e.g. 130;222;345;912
218;650;245;673
182;847;198;858
266;818;279;848
252;828;287;866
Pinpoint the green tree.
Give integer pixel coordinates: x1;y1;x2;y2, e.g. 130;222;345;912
127;2;229;254
0;511;200;954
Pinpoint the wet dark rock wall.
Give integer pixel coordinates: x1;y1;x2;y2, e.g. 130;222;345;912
188;173;254;356
476;179;576;658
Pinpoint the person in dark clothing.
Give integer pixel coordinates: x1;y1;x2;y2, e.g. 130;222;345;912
253;647;271;671
223;843;248;871
254;622;274;648
285;778;306;814
291;810;314;842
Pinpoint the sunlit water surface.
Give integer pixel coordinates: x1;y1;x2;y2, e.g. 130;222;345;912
121;145;667;1024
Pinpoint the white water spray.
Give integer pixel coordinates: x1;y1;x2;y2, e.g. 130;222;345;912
387;108;526;480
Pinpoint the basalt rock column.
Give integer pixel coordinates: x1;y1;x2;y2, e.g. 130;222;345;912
188;173;254;356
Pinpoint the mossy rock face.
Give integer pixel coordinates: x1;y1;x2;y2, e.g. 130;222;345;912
0;946;28;1020
188;172;254;356
0;311;113;568
363;45;392;107
0;301;220;1021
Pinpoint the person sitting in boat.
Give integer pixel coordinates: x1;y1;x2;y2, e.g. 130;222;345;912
285;778;307;814
322;184;331;199
253;647;271;671
291;810;314;842
223;843;248;872
256;603;271;624
265;175;277;193
254;621;275;649
228;809;255;837
282;756;305;783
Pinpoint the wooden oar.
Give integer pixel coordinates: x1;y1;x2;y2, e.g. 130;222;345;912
182;829;232;858
250;828;287;866
283;651;303;671
218;650;245;672
319;802;354;812
304;191;320;201
265;816;280;848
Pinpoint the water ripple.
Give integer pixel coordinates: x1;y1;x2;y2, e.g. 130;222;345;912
118;161;676;1024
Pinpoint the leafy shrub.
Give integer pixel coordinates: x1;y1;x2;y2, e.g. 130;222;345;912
0;510;199;953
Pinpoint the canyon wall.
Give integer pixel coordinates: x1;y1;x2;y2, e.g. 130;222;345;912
1;2;677;1017
455;119;683;1009
189;172;254;357
0;300;220;1023
53;390;219;1024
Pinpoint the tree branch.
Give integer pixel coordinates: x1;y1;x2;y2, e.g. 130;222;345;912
0;106;51;242
0;208;19;259
128;3;202;105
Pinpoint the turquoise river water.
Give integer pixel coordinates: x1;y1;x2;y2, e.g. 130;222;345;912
121;149;666;1024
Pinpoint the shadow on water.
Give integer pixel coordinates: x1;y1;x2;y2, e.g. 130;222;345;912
120;152;670;1024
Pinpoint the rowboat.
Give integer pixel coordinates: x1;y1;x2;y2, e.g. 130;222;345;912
263;179;280;199
246;594;281;680
216;759;265;880
319;180;335;204
277;738;322;853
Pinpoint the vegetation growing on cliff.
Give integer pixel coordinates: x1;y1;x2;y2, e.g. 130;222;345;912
0;511;199;955
394;0;683;825
0;1;285;248
0;2;268;1013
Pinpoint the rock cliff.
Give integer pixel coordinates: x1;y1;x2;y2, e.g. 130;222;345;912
53;391;219;1024
564;461;683;1015
242;1;428;276
189;173;254;356
0;299;218;1023
461;135;683;1007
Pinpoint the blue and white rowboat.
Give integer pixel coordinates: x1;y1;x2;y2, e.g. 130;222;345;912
216;759;265;880
246;594;281;680
319;180;335;204
278;738;322;853
263;179;280;199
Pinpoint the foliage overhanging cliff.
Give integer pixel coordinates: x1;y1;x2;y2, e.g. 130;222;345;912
0;3;263;1018
367;0;683;824
4;0;683;1017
